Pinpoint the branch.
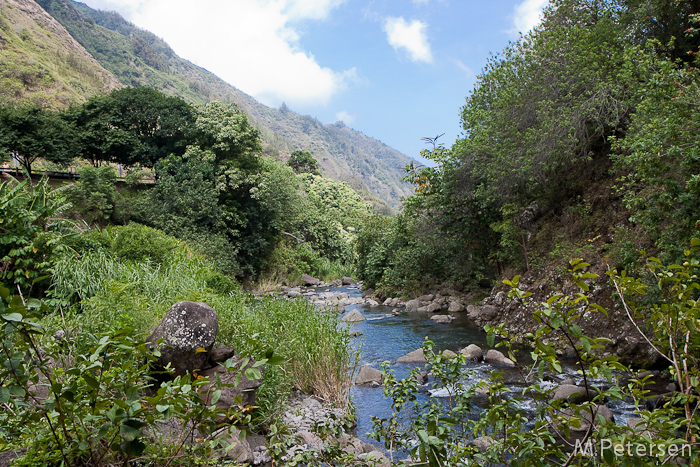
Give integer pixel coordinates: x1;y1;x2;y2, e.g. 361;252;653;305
607;266;670;363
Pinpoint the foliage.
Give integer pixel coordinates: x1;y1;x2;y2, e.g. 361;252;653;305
612;58;700;259
0;105;74;175
65;165;118;226
65;86;195;168
0;285;261;466
0;176;74;293
287;150;320;175
213;294;358;412
372;256;700;465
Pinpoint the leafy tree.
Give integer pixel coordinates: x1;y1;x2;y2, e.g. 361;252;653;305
0;105;74;175
191;101;261;172
287;150;320;175
67;87;195;168
612;58;700;257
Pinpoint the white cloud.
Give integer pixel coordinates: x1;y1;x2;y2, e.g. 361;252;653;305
383;16;433;63
89;0;353;107
508;0;548;36
454;60;474;80
284;0;347;21
335;110;356;124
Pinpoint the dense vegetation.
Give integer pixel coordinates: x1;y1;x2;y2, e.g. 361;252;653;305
356;0;700;296
0;86;370;283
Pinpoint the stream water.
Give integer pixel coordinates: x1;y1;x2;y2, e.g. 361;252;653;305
320;285;639;452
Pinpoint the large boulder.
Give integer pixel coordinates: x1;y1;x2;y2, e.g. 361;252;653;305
448;300;466;312
355;365;383;385
397;348;427;363
340;309;366;323
302;274;320;286
426;303;442;313
147;301;218;373
341;276;355;285
461;344;483;362
484;349;516;368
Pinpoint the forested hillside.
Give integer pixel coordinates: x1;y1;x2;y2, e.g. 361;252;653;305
355;0;700;361
35;0;413;210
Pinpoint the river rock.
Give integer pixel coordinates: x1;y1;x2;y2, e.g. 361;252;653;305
359;451;390;467
147;301;218;373
448;300;466;312
405;299;421;312
431;314;455;324
342;276;355;285
469;436;495;453
461;344;483;362
338;433;366;456
550;384;598;404
480;305;498;319
302;274;320;286
426;303;442;313
340;309;366;323
208;345;236;365
397;348;427;363
484;349;516;368
417;294;434;302
288;289;302;297
367;299;380;307
442;349;457;357
355;365;383;385
296;431;325;451
217;427;254;464
198;357;263;410
553;405;614;450
362;288;375;298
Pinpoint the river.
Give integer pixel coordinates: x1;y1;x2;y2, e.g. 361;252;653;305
319;284;639;453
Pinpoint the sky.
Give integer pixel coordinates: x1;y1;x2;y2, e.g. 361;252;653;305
78;0;548;163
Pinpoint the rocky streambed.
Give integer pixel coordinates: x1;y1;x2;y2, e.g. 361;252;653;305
269;280;678;458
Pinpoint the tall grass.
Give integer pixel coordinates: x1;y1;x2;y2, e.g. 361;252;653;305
214;295;358;411
48;238;357;424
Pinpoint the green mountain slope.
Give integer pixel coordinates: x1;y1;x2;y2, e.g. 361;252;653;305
0;0;119;108
36;0;414;209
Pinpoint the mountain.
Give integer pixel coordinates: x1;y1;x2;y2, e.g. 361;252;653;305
0;0;119;108
34;0;414;210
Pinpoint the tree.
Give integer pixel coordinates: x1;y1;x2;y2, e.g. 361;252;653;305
67;87;195;168
0;105;73;175
287;150;320;175
191;101;261;172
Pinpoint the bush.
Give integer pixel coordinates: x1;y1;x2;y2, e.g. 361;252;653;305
110;223;180;264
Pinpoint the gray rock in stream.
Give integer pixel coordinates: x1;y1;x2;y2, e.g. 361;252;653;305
340;309;366;323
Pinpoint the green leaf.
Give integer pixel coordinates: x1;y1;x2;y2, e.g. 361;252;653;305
211;389;222;405
1;313;23;323
266;355;285;366
83;373;100;390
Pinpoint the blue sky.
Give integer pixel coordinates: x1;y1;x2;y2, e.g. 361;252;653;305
79;0;548;163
